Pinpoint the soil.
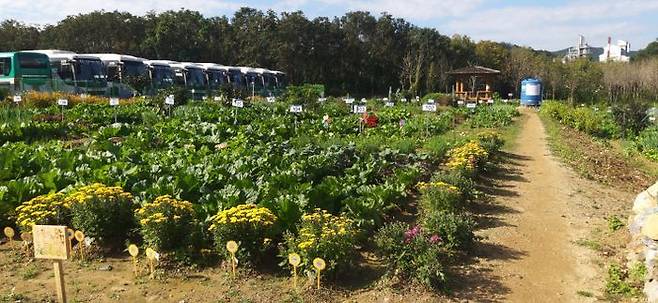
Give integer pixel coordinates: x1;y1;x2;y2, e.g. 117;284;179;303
0;109;641;302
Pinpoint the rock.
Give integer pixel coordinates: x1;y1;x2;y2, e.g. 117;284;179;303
634;191;657;215
97;264;113;271
645;279;658;302
648;182;658;197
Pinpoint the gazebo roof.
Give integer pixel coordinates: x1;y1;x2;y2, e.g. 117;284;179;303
447;65;501;75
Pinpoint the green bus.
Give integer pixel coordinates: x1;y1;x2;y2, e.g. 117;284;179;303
0;51;52;94
32;50;107;96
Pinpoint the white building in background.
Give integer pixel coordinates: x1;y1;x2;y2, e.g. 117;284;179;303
599;37;631;62
563;35;593;62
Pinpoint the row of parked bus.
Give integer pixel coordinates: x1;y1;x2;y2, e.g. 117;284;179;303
0;50;288;99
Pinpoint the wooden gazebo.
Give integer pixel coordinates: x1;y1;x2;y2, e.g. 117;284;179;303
447;65;500;102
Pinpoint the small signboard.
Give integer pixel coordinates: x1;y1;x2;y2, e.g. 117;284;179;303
214;96;222;102
344;98;355;104
385;101;394;107
317;97;327;102
165;95;175;105
33;225;70;260
360;98;367;103
353;105;367;114
57;99;68;106
457;100;465;105
466;103;477;109
13;95;22;103
109;98;119;106
266;96;276;103
382;98;389;102
289;105;303;113
427;99;435;104
487;99;494;104
422;103;437;112
400;98;408;102
231;99;244;108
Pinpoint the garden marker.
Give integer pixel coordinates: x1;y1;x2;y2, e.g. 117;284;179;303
74;230;85;261
312;257;326;289
145;248;158;278
20;232;32;255
226;240;239;278
32;225;70;303
109;98;119;123
66;228;74;252
288;253;301;289
3;227;15;246
128;244;139;276
57;99;68;122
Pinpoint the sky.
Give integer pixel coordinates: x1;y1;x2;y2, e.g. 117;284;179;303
1;0;657;51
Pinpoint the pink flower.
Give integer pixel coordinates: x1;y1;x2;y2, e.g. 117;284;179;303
404;225;421;243
429;234;442;244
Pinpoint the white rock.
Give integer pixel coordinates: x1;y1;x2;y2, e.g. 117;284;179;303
648;182;658;197
634;191;658;215
643;214;658;240
645;279;658;302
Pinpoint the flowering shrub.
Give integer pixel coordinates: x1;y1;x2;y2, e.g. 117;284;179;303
136;195;196;251
445;140;488;172
431;170;476;202
476;130;504;154
208;204;278;264
421;210;475;251
15;193;70;231
417;181;463;212
282;209;358;276
374;222;448;288
66;183;135;246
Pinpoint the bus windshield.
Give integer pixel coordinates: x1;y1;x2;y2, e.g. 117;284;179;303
186;68;207;88
228;69;243;87
208;70;227;88
244;73;263;90
262;73;276;90
152;66;175;88
123;60;147;78
76;59;106;84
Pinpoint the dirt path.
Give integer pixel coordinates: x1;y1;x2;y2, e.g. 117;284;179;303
456;109;633;302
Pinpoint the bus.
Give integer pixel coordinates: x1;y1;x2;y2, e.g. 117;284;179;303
239;67;264;97
272;71;288;90
198;63;230;94
0;51;52;94
32;50;107;96
224;66;246;91
88;53;148;98
143;60;176;93
253;68;278;96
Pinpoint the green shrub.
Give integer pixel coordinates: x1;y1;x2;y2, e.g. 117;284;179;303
15;193;70;231
281;209;359;277
417;181;463;212
421;210;475;251
374;222;447;288
467;104;519;128
208;204;279;265
541;101;620;139
475;130;504;155
136;195;197;251
66;183;135;246
634;125;658;160
431;169;477;202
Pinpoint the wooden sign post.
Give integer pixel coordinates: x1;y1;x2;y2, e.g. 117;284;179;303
226;241;238;278
65;228;74;253
128;244;139;276
288;253;301;289
4;227;15;246
20;232;32;255
33;225;70;303
145;248;158;279
312;258;326;290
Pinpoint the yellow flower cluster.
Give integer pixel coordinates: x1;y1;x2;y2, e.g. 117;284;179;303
477;130;502;143
208;204;277;231
65;183;133;205
297;209;353;251
15;193;69;230
445;140;488;170
136;195;194;226
416;181;459;192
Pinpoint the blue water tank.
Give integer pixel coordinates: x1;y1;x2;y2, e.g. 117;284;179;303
520;78;542;106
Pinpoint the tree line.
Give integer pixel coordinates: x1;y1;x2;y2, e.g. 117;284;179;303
1;8;657;101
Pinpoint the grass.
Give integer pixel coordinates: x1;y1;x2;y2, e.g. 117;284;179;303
576;290;594;297
605;262;645;299
499;111;526;151
20;263;40;280
607;215;625;232
574;238;602;251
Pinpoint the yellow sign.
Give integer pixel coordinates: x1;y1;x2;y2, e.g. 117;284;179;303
128;244;139;257
145;248;156;259
74;231;84;242
20;232;32;242
288;253;301;267
226;240;238;253
312;258;326;271
4;227;15;239
32;225;70;260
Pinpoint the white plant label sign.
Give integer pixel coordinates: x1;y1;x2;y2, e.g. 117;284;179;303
385;101;394;107
400;98;407;102
317;97;327;102
354;105;367;114
109;98;119;106
457;100;465;105
427;99;435;104
422;103;437;112
487;99;494;104
344;98;355;104
289;105;303;113
165;95;175;105
57;99;68;106
231;99;244;108
13;95;21;103
266;96;276;103
466;103;477;109
214;96;222;101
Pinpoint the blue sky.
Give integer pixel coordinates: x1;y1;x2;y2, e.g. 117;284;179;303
1;0;657;50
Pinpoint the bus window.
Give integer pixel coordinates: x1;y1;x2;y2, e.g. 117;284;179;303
18;55;48;69
0;58;11;76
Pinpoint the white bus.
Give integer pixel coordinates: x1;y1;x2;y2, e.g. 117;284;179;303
32;50;107;96
88;53;148;98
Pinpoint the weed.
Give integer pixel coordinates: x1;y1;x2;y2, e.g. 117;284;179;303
574;238;602;251
607;215;625;232
605;263;644;298
20;263;40;280
576;290;593;297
